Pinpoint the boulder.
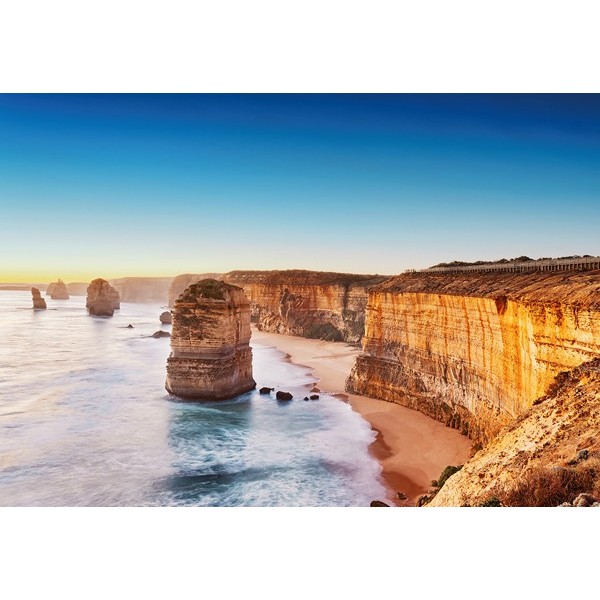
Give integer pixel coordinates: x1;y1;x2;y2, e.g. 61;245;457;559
159;311;172;325
310;394;319;400
370;500;389;507
152;330;171;338
259;387;274;394
31;287;47;310
276;391;293;401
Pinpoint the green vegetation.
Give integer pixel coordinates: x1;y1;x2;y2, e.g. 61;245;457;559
478;497;502;507
431;465;463;489
181;279;226;301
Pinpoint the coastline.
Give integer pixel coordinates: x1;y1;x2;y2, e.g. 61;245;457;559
251;328;472;505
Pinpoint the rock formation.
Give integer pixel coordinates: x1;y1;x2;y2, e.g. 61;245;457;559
168;273;224;307
47;279;69;299
429;358;600;506
347;270;600;445
165;279;256;400
66;282;89;296
86;278;120;316
169;270;389;343
31;287;47;309
159;311;172;324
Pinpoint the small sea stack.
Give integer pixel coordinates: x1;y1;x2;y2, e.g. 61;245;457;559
165;279;256;400
159;311;172;324
31;287;47;310
86;278;120;317
47;279;69;300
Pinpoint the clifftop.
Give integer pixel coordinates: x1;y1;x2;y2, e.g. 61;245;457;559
224;269;389;287
373;270;600;305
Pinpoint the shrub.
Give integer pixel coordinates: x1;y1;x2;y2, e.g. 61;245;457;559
478;497;502;507
436;465;463;489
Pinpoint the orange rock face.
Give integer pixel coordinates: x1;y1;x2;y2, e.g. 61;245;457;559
86;278;120;316
169;270;389;343
347;271;600;444
165;279;256;400
31;287;47;310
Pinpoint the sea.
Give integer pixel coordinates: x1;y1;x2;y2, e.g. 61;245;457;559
0;290;385;506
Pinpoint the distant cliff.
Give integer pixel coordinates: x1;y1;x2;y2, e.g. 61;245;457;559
169;270;389;344
347;270;600;444
110;277;174;303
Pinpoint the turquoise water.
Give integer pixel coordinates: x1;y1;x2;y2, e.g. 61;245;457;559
0;291;385;506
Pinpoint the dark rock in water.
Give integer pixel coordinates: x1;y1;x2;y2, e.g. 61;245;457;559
303;397;309;401
396;492;408;501
159;311;172;325
310;394;319;400
152;330;171;338
310;387;320;393
31;287;47;310
127;324;134;328
276;391;293;401
259;387;274;394
370;500;389;507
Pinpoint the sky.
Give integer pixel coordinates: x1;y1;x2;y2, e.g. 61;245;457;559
0;93;599;282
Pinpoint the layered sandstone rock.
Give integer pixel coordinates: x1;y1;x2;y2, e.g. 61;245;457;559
165;279;255;400
47;279;69;300
86;278;120;316
429;359;600;506
31;287;47;309
110;277;174;303
168;270;389;343
347;271;600;444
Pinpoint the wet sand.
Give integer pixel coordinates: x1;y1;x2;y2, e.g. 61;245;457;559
251;328;472;505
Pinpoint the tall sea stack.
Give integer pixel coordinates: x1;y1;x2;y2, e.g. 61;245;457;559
165;279;256;400
47;279;69;300
31;287;47;309
86;278;120;316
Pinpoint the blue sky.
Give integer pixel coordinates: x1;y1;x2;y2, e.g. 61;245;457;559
1;94;598;281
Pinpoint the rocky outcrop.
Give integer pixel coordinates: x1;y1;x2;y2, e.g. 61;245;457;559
347;270;600;445
31;287;47;309
429;359;600;506
168;273;224;307
159;311;172;324
165;279;256;400
86;278;120;316
169;270;389;343
110;277;174;304
46;279;69;300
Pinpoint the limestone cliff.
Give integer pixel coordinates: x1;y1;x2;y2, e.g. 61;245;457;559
31;287;47;310
86;278;120;316
46;279;69;300
165;279;255;400
110;277;174;304
347;271;600;444
169;270;389;344
430;358;600;506
66;282;89;296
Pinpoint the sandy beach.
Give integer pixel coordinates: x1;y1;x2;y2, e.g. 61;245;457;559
251;328;472;505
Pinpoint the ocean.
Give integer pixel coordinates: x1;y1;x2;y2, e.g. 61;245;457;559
0;291;385;506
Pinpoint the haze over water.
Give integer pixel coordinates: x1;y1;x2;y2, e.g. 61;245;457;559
0;291;385;506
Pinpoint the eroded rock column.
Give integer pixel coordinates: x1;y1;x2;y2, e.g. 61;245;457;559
86;278;120;316
32;287;47;309
165;279;256;400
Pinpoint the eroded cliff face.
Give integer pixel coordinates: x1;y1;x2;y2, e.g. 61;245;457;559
165;279;255;400
110;277;174;304
169;270;389;344
429;358;600;506
347;271;600;444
